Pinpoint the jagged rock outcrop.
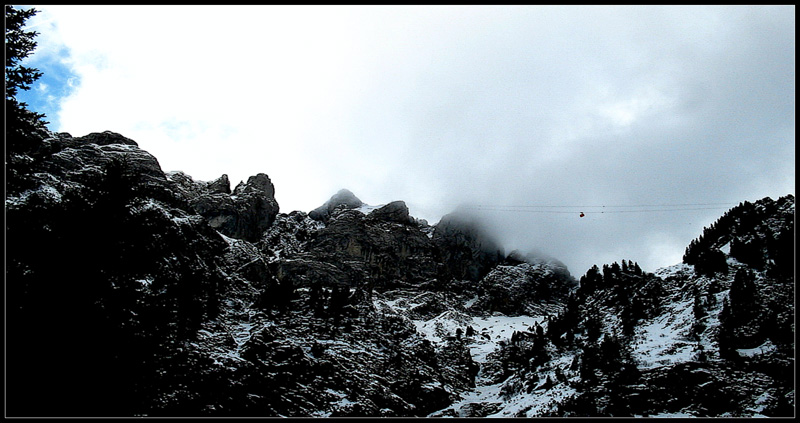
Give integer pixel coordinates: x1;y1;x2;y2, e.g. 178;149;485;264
473;259;577;316
272;205;438;290
208;174;232;194
73;130;139;146
7;130;175;204
167;171;279;242
259;211;324;259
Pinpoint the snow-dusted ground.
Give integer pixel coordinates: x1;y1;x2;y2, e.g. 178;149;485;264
377;259;770;417
737;340;776;358
633;296;698;370
428;311;585;417
377;293;557;417
636;262;730;368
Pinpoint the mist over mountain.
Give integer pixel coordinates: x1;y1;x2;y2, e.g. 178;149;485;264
6;128;795;417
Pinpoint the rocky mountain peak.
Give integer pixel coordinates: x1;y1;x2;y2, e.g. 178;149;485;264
367;200;412;224
169;171;279;243
73;130;139;146
308;188;364;221
208;174;231;194
432;211;505;282
233;173;275;198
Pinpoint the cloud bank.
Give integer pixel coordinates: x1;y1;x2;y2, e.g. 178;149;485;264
20;5;795;275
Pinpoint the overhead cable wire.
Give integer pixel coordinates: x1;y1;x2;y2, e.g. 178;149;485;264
457;203;738;215
463;202;737;209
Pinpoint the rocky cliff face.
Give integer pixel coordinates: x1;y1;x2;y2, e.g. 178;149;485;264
6;129;794;417
432;211;506;283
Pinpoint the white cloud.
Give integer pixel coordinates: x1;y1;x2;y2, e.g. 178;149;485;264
25;5;795;274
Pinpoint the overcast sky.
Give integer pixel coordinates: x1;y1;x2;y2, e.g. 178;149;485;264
17;5;795;276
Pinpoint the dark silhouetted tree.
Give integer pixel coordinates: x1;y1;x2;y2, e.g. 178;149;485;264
719;269;764;357
693;248;728;277
691;286;707;338
768;223;794;277
717;297;735;359
728;268;760;321
730;236;766;270
579;265;603;294
6;5;48;152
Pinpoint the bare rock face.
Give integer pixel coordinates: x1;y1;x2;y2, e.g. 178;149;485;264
267;192;439;291
168;172;279;242
306;208;439;289
473;260;576;316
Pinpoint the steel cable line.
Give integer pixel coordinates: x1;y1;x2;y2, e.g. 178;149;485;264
463;202;736;209
455;202;738;215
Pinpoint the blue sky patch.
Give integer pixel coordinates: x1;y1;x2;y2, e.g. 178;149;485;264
15;45;79;131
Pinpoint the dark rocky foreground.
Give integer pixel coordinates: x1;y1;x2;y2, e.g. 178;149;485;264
6;130;794;417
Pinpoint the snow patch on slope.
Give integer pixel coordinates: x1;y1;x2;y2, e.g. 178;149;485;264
633;297;697;369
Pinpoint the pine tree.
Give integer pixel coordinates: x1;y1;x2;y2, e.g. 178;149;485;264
328;285;350;320
309;283;327;317
729;268;759;321
691;286;707;339
585;312;602;344
770;225;794;277
580;265;603;294
692;286;706;320
717;297;735;359
6;5;48;152
730;237;766;270
694;248;728;277
632;262;642;275
621;301;636;338
718;268;764;357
